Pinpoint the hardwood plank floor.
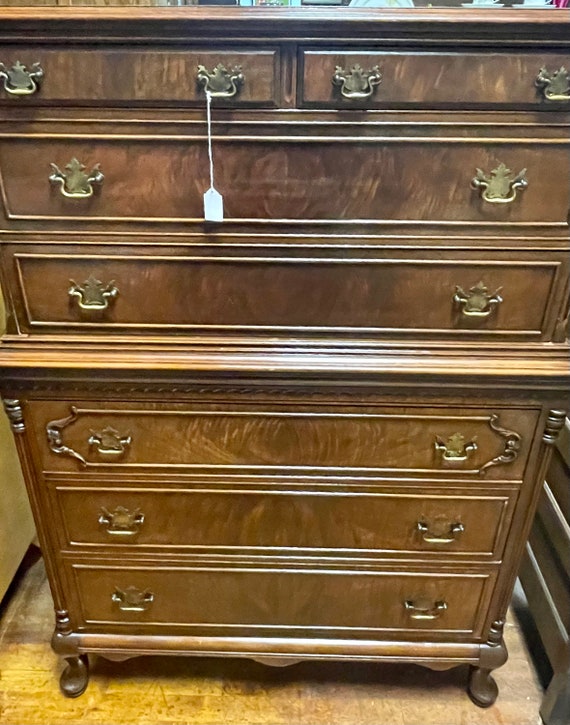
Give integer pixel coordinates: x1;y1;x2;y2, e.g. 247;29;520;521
0;550;543;725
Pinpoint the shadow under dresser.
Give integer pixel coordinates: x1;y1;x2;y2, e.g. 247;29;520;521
0;4;568;706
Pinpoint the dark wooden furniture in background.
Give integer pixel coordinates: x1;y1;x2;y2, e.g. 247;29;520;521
0;5;568;707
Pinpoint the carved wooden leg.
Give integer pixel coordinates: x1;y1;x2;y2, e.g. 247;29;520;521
60;654;89;698
467;619;508;708
468;665;498;708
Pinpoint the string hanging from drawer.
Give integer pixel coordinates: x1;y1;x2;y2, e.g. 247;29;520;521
203;90;224;223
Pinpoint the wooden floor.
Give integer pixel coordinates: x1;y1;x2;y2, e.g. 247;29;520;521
0;550;543;725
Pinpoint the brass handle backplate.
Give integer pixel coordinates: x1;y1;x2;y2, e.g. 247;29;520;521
416;521;465;545
454;281;503;319
88;426;132;459
332;64;382;100
404;598;447;621
536;66;570;102
99;506;144;537
49;157;104;199
69;275;118;313
0;60;44;96
112;586;154;613
471;163;528;204
435;433;478;464
197;63;244;98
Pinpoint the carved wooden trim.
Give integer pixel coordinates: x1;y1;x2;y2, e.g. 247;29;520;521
55;609;72;637
478;415;521;477
2;398;25;433
486;619;505;646
543;409;567;446
46;406;86;466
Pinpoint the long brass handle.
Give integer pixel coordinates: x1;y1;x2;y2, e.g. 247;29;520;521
416;521;465;545
405;599;447;621
99;506;144;537
454;282;503;319
332;64;382;100
112;587;154;613
197;63;244;98
0;60;44;96
471;163;527;204
49;157;104;199
88;426;132;459
69;275;118;313
536;66;570;102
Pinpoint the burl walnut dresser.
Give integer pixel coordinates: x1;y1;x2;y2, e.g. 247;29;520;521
0;2;568;706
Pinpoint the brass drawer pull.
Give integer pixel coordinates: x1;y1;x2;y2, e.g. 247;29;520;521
416;521;465;545
99;506;144;537
112;586;154;613
88;426;132;459
49;157;104;199
332;64;382;100
471;163;528;204
435;433;477;463
404;598;447;621
454;282;503;319
0;60;44;96
68;275;118;313
536;66;570;102
197;63;244;99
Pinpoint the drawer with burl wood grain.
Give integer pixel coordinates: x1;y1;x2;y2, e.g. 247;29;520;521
6;247;566;342
29;400;537;481
299;50;570;109
0;47;280;107
51;483;518;561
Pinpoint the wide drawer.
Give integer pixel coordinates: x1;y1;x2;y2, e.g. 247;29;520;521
299;50;570;109
0;47;280;107
68;561;496;638
7;248;565;342
29;400;538;480
53;484;517;560
1;135;567;224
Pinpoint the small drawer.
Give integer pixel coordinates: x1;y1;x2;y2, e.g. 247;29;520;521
68;561;496;638
53;484;517;560
28;400;538;481
0;47;280;107
299;50;570;109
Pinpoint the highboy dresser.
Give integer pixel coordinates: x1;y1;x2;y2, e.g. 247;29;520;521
0;3;568;706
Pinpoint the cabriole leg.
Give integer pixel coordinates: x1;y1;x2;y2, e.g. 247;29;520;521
60;654;89;698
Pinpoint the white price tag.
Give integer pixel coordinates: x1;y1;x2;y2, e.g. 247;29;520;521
203;187;224;222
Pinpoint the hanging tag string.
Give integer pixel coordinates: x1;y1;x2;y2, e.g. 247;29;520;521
206;89;215;190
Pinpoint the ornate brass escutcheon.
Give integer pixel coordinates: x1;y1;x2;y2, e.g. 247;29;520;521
332;64;382;100
68;275;118;313
471;163;528;204
454;281;503;319
99;506;144;537
416;520;465;545
197;63;244;98
435;433;478;464
88;427;132;459
0;60;44;96
49;157;104;199
536;66;570;102
112;586;154;613
404;598;448;621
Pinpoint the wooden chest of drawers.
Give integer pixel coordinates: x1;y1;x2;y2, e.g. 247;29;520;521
0;5;568;708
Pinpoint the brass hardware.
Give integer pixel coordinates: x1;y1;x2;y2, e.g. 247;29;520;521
112;586;154;613
332;64;382;100
404;598;447;621
99;506;144;537
69;275;118;312
197;63;244;98
49;157;104;199
478;414;521;476
536;66;570;102
88;427;131;459
454;281;503;318
0;60;43;96
471;163;528;204
46;407;86;467
435;433;478;464
416;520;465;545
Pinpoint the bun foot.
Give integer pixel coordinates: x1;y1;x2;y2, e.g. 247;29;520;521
468;665;499;708
60;654;89;698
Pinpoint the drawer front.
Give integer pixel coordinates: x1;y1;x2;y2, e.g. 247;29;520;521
1;136;567;225
54;485;516;559
0;47;280;107
69;562;496;637
300;51;570;109
9;250;563;342
30;400;538;480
